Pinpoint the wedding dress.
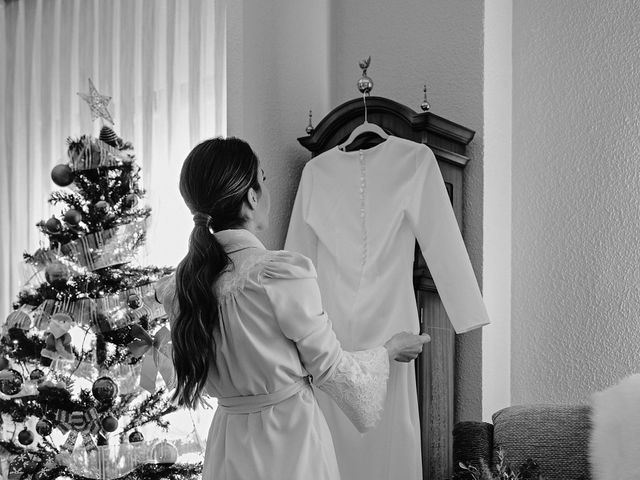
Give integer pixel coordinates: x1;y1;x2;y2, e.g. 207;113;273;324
285;135;490;480
157;228;389;480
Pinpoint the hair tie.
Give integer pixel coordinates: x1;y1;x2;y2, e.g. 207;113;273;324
193;212;214;233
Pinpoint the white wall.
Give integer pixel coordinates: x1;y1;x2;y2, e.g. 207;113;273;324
226;0;331;250
512;0;640;404
483;0;512;420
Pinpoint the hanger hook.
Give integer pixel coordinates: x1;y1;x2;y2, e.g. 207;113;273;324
363;92;368;123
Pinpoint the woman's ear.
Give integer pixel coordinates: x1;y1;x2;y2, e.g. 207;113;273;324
246;187;258;210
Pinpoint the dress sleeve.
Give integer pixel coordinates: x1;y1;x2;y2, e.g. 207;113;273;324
284;165;318;266
262;252;389;432
405;145;490;333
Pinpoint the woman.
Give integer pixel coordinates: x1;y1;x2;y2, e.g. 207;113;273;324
157;137;429;479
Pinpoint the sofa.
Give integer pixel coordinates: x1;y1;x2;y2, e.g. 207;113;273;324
452;404;591;480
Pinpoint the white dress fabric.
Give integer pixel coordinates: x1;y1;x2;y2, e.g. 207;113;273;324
285;135;491;480
157;228;390;480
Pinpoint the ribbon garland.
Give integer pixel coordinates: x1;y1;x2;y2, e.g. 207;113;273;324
60;219;147;271
56;408;101;452
127;325;174;393
68;136;132;171
15;281;167;333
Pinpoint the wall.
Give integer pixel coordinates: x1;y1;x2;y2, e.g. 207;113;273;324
226;0;331;250
482;0;512;420
512;0;640;404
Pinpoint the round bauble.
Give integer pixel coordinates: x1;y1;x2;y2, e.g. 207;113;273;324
0;357;8;371
51;164;74;187
92;376;118;402
127;293;141;309
122;193;139;209
101;414;118;432
18;428;34;446
94;200;110;216
44;217;63;234
0;369;23;395
29;368;45;382
6;309;31;330
45;262;70;288
35;418;53;437
152;440;178;465
129;429;144;443
63;209;83;226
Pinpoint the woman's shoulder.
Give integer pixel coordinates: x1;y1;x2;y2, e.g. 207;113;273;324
261;250;317;281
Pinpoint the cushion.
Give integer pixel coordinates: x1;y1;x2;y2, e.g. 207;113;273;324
492;404;590;480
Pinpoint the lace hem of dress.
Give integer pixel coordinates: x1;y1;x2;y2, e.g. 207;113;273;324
317;346;389;433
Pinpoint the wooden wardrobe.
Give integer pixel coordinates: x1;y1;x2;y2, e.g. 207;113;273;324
297;96;476;480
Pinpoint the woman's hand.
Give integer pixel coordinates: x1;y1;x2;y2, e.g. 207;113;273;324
384;332;430;362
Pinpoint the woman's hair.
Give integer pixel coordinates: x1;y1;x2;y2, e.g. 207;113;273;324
171;137;261;408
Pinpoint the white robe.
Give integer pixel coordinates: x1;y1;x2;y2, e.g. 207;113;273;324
285;135;490;480
158;229;390;480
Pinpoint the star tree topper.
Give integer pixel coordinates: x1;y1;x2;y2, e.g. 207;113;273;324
78;78;114;125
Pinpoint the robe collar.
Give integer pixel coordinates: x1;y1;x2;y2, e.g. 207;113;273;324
214;228;266;254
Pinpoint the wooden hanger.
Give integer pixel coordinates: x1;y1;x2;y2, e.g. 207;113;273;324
338;93;388;151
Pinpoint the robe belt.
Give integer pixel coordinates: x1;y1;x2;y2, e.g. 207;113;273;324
217;376;311;414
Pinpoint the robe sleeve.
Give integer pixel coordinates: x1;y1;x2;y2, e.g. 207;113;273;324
284;165;318;266
405;145;490;333
262;251;389;432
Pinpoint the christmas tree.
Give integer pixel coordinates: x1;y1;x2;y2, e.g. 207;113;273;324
0;81;202;480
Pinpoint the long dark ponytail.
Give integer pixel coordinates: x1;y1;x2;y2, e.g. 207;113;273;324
172;137;260;408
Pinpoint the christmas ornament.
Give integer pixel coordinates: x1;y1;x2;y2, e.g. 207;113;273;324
92;376;118;402
29;368;45;382
122;193;139;209
129;429;144;443
94;199;110;216
6;309;31;330
44;216;63;234
0;357;8;370
49;312;74;337
63;209;83;226
127;325;173;393
128;293;141;309
101;414;118;432
99;125;119;148
18;427;35;445
152;440;178;465
357;56;374;94
51;164;75;187
45;262;70;287
0;369;23;395
36;418;53;436
56;408;101;452
78;78;114;124
41;332;74;362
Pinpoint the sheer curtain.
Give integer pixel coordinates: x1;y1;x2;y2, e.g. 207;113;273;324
0;0;226;318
